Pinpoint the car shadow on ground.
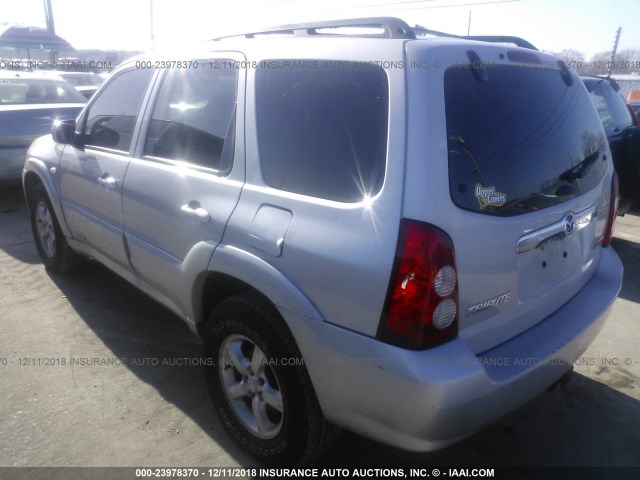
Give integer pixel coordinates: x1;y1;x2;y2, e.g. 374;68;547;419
317;370;640;469
0;182;24;209
611;237;640;304
38;256;255;467
0;183;39;265
621;205;640;217
41;253;639;470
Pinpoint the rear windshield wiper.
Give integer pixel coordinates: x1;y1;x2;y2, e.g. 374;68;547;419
559;149;602;183
449;134;488;185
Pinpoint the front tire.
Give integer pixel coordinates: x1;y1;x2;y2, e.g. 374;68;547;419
28;184;82;273
204;294;339;465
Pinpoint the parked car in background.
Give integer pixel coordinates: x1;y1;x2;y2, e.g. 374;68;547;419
628;89;640;117
49;71;104;100
0;71;85;181
23;18;622;465
583;76;640;215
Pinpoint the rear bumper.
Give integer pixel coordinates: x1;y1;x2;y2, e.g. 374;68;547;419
285;246;622;451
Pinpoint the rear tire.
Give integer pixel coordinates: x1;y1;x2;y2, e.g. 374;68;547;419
28;184;82;274
203;294;339;465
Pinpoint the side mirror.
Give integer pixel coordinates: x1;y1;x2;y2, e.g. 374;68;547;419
51;120;76;144
52;119;76;144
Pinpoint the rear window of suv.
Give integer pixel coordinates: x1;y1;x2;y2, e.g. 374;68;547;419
256;61;388;203
445;64;607;216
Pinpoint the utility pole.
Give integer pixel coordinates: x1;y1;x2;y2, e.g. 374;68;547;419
43;0;55;34
150;0;155;50
43;0;57;62
607;27;621;78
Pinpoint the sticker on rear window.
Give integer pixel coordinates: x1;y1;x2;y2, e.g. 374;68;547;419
475;183;507;209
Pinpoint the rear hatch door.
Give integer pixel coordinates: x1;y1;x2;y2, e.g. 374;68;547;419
405;43;613;353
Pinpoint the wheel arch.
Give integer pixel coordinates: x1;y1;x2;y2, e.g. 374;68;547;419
196;271;272;336
23;162;71;238
195;245;324;337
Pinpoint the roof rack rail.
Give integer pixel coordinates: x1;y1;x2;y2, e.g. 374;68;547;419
414;26;538;50
210;16;537;50
465;35;537;50
211;17;417;41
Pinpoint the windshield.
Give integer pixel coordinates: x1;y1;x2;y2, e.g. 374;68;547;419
445;64;607;216
0;78;86;105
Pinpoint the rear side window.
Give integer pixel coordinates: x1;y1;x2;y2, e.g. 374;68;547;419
256;61;388;202
445;64;607;216
83;68;153;152
144;61;238;172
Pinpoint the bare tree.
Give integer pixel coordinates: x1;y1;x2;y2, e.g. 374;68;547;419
544;49;588;74
579;49;640;76
583;51;612;75
544;49;640;76
611;49;640;74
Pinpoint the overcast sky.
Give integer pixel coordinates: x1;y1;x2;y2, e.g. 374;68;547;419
2;0;639;59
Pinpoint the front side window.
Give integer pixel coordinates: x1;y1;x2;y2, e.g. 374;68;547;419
256;61;389;202
83;68;153;152
143;62;238;172
446;64;607;216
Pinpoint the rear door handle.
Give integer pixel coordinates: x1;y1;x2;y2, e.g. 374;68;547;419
98;176;117;191
181;203;211;224
516;204;597;254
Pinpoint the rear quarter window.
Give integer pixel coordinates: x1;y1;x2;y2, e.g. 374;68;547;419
445;64;607;216
256;61;389;202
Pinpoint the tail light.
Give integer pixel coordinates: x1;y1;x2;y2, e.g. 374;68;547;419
377;220;458;349
603;171;619;247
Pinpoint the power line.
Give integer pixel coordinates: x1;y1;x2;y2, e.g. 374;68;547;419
420;0;524;7
333;0;524;10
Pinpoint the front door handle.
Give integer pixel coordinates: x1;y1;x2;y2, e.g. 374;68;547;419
181;203;211;224
98;176;117;191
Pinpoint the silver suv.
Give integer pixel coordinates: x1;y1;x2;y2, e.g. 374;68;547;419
23;18;623;465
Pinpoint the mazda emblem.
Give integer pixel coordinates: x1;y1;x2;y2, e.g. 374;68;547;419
564;212;576;236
